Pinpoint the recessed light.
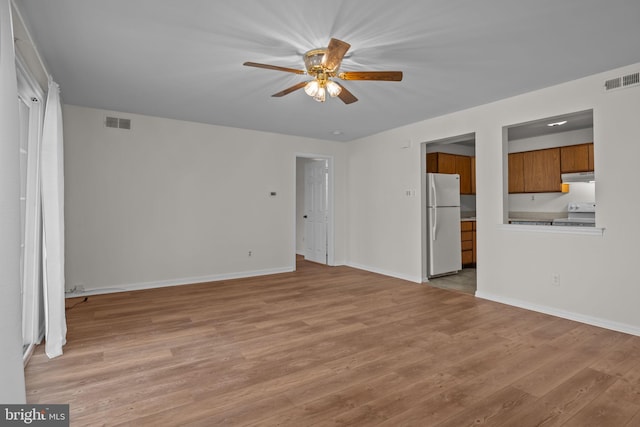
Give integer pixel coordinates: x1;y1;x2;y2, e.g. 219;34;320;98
332;130;343;135
547;120;567;127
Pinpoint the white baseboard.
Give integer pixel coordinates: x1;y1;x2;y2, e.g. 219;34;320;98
65;266;295;298
345;262;422;284
475;291;640;337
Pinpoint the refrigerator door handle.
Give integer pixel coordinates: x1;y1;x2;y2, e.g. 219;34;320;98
431;179;437;240
431;177;437;209
432;208;437;240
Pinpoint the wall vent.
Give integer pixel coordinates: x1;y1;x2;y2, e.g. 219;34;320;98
105;116;132;130
605;72;640;91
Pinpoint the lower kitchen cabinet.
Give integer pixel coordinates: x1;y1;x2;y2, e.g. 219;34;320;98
461;221;476;267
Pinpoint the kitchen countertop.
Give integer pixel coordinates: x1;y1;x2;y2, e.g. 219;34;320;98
461;211;476;221
508;211;566;222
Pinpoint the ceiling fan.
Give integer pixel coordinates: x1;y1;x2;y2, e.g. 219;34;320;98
243;38;403;104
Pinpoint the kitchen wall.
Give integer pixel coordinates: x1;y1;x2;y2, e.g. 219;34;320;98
347;62;640;335
509;128;593;152
63;105;348;293
509;182;595;214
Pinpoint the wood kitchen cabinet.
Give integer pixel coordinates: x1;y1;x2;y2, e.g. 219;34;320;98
508;148;561;193
471;156;476;194
523;148;561;192
456;155;472;195
427;152;456;174
461;221;476;267
560;143;594;173
508;152;525;193
427;152;474;195
509;143;593;194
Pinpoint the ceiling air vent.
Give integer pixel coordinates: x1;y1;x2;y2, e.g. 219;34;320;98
105;116;132;130
605;72;639;91
623;72;640;86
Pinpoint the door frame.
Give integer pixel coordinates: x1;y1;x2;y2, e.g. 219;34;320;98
16;53;45;361
294;153;335;268
421;133;477;282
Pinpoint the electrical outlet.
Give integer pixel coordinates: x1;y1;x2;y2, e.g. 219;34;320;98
551;273;560;287
248;251;252;257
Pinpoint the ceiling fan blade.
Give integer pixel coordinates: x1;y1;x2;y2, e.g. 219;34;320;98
322;38;351;71
336;83;358;104
243;62;306;75
272;81;308;97
338;71;403;81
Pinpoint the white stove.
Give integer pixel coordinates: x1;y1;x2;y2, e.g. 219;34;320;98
552;202;596;227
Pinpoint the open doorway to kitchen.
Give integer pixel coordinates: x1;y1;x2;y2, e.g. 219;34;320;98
294;155;335;268
421;133;477;295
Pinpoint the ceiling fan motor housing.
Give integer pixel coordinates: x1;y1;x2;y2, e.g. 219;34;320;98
304;48;334;75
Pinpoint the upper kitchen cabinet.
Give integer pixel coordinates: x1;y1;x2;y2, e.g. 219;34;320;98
508;152;525;193
427;152;473;195
560;143;594;173
456;155;472;195
523;147;561;193
471;157;476;194
508;148;561;193
427;152;456;174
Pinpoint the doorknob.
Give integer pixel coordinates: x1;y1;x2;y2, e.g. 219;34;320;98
303;215;308;218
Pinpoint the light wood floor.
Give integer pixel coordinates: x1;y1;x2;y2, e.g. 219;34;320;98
26;259;640;426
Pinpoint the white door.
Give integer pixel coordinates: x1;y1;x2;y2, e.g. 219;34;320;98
304;160;328;264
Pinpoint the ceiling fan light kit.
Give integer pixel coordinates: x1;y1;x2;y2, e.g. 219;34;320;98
243;38;403;104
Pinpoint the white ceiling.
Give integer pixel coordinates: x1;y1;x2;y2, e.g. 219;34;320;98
16;0;640;142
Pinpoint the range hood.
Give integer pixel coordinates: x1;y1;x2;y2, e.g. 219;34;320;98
561;172;595;183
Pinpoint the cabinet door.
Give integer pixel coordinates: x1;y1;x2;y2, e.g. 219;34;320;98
472;225;476;264
426;153;437;173
588;143;594;171
456;155;472;194
426;152;457;173
470;156;476;195
438;153;457;174
524;148;561;193
561;144;591;173
508;152;525;193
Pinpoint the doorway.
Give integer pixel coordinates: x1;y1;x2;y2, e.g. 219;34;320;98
421;134;477;294
295;155;335;267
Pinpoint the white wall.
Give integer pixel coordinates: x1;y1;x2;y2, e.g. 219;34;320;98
509;128;593;152
347;62;640;335
0;0;26;403
509;182;595;214
63;105;347;293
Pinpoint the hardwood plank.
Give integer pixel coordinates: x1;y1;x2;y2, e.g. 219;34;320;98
603;364;640;405
498;368;616;426
24;259;640;426
434;386;535;427
562;392;640;427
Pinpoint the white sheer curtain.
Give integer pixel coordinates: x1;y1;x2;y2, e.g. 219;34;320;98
41;78;66;358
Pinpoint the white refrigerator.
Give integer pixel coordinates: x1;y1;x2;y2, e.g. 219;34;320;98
427;173;461;278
